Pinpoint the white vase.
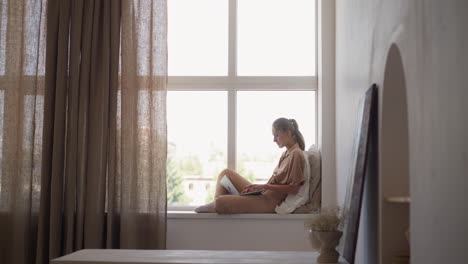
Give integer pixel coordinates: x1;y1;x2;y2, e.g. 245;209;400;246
315;231;343;263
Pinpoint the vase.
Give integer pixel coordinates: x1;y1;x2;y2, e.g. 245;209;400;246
306;228;321;251
315;231;343;263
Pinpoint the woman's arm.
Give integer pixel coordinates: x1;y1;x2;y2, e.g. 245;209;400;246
242;183;300;195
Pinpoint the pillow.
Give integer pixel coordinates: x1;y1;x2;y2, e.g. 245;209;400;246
294;145;321;213
274;148;312;214
274;145;321;214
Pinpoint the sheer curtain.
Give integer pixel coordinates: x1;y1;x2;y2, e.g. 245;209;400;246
0;1;167;264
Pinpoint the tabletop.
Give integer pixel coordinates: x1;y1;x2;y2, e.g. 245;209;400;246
52;249;349;264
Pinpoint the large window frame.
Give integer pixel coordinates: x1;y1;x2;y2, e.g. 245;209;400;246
167;0;318;210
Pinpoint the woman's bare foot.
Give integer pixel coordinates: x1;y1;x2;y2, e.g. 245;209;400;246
194;201;216;213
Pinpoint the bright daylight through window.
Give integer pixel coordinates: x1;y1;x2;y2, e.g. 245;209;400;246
167;0;316;207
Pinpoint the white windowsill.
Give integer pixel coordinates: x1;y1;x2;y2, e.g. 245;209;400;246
167;210;316;220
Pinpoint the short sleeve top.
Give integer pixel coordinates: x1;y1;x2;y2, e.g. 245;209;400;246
263;143;305;203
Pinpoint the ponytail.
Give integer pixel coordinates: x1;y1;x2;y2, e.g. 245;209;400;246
289;119;305;150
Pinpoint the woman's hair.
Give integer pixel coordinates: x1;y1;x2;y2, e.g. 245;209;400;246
272;118;305;150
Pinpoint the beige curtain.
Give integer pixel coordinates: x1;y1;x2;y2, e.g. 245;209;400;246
0;0;167;264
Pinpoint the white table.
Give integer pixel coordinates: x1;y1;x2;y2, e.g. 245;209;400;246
52;249;349;264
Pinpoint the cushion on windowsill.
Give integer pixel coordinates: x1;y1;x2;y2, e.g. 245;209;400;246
274;145;321;214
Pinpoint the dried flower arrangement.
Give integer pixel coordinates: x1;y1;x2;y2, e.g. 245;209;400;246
304;206;344;232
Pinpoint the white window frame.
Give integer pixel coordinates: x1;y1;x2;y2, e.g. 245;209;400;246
167;0;319;210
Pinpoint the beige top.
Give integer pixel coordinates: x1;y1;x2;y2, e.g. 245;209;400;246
263;143;305;204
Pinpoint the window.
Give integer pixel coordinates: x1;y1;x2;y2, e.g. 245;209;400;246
167;0;317;207
0;1;8;76
0;0;46;196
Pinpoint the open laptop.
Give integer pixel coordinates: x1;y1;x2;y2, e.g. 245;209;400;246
220;175;262;196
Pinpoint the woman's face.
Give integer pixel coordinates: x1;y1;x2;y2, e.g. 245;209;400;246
272;127;292;148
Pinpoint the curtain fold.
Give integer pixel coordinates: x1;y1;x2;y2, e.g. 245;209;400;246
119;0;167;249
0;0;167;264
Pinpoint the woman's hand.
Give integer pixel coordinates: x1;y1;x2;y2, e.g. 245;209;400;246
241;184;267;194
241;183;301;195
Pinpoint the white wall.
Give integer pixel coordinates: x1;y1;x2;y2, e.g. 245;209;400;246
336;0;468;263
318;0;337;208
167;213;312;251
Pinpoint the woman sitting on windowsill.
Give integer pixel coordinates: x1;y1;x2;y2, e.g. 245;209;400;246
195;117;305;214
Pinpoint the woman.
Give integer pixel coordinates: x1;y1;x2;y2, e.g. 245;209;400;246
195;118;306;214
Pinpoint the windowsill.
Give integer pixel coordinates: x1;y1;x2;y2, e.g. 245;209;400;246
167;210;316;220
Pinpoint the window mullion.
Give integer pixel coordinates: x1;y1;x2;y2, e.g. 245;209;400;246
228;0;237;77
227;88;236;170
227;0;237;170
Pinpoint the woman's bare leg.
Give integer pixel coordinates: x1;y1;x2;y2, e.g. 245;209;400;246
215;168;251;197
195;169;251;213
